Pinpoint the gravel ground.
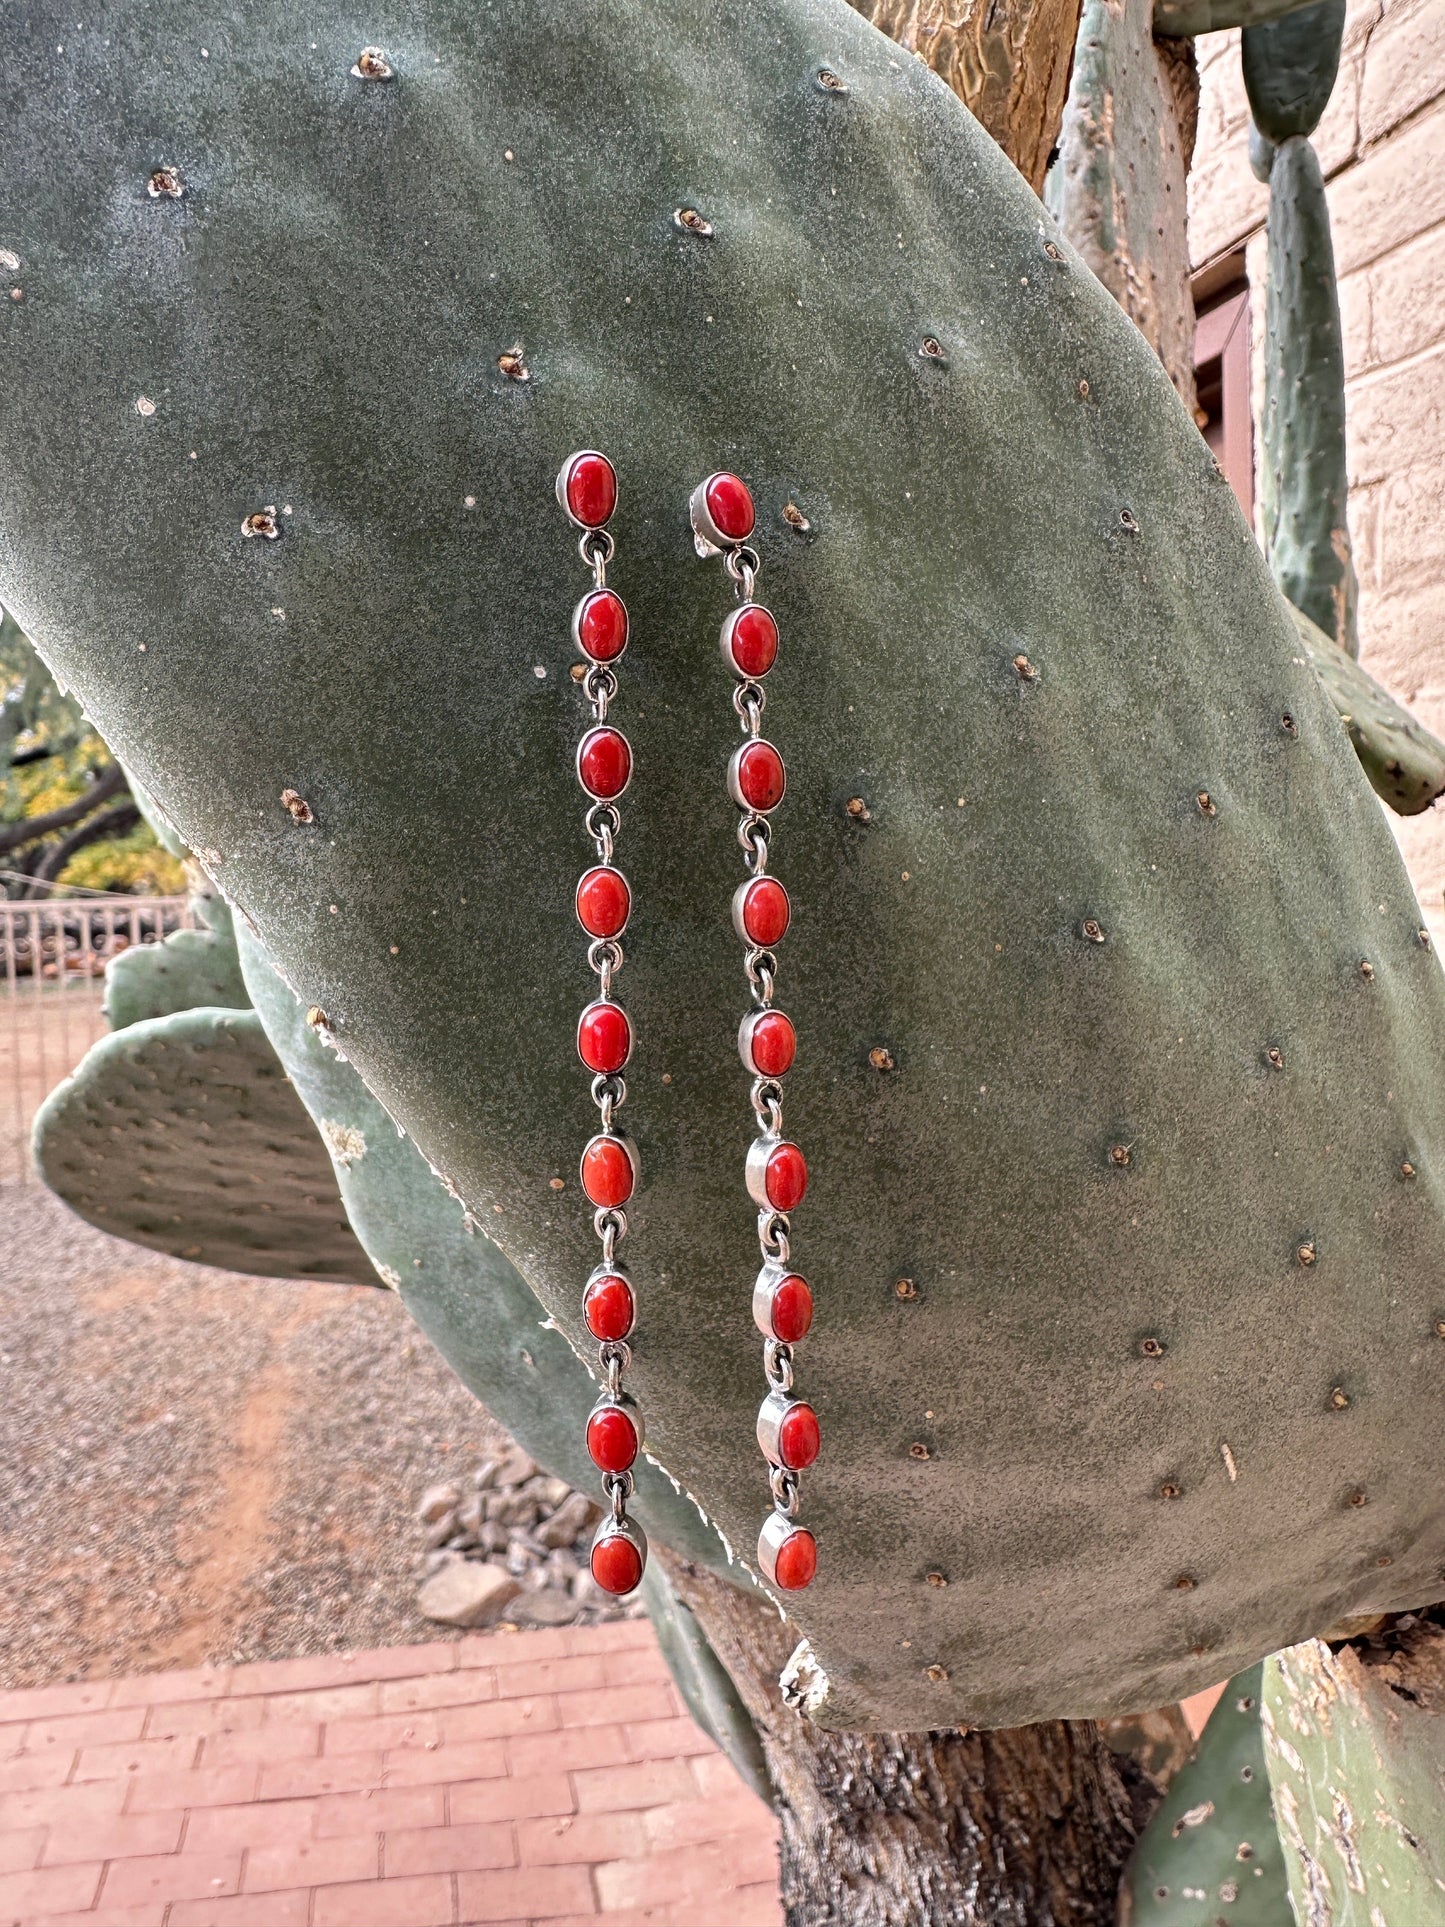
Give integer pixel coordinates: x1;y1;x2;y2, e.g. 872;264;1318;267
0;1180;510;1688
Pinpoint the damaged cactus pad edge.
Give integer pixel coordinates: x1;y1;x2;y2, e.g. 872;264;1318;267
3;0;1445;1732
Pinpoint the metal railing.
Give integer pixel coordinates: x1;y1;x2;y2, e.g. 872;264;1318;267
0;895;195;1186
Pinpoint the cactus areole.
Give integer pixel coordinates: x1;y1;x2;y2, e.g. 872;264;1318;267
2;0;1445;1733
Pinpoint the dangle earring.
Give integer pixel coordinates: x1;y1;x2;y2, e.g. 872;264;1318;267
557;450;647;1597
690;471;819;1593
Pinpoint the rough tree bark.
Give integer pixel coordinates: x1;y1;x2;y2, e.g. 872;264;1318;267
848;0;1085;192
660;1549;1143;1927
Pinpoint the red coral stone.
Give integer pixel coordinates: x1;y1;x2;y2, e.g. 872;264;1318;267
564;452;617;529
706;472;755;541
779;1402;821;1470
577;727;632;800
746;1011;796;1078
770;1273;813;1343
591;1532;644;1595
773;1528;817;1591
581;1136;636;1207
738;876;790;947
577;1001;632;1075
725;605;779;679
575;866;630;939
584;1272;635;1342
765;1141;808;1211
575;589;628;663
734;741;786;812
586;1404;639;1473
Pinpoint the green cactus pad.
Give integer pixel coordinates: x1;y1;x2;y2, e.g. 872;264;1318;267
33;1006;371;1282
1263;1635;1445;1922
103;893;250;1029
1153;0;1307;33
1241;1;1346;144
1123;1664;1291;1925
1261;135;1359;655
1293;604;1445;817
236;924;739;1578
5;0;1445;1731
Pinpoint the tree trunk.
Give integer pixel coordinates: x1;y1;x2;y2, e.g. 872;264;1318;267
659;1548;1142;1927
849;0;1085;194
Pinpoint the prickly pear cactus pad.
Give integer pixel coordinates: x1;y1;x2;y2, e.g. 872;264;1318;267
103;893;250;1029
4;0;1445;1730
1292;605;1445;817
1123;1664;1291;1925
1263;1634;1445;1922
1241;0;1346;144
33;1007;372;1283
236;925;740;1578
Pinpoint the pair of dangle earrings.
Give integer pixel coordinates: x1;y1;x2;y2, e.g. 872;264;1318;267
555;451;820;1600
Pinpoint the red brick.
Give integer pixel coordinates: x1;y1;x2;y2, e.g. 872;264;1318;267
314;1784;445;1838
643;1790;775;1850
490;1656;606;1698
182;1798;321;1855
0;1826;44;1874
144;1697;267;1738
21;1707;146;1755
621;1715;715;1760
200;1720;320;1767
516;1809;648;1866
257;1750;386;1801
0;1861;105;1918
559;1683;673;1729
456;1863;595;1921
572;1758;696;1812
99;1848;242;1908
227;1644;456;1698
313;1871;453;1927
2;1777;127;1829
384;1819;514;1877
261;1681;381;1724
324;1710;444;1755
0;1749;75;1792
124;1762;258;1814
600;1647;670;1689
692;1750;751;1798
72;1733;199;1781
596;1833;779;1911
571;1619;655;1653
448;1772;574;1826
170;1890;311;1927
719;1882;786;1926
40;1808;184;1864
505;1724;630;1778
455;1626;575;1668
381;1740;507;1788
110;1667;232;1709
244;1832;379;1891
38;1906;165;1927
379;1670;499;1716
0;1679;112;1723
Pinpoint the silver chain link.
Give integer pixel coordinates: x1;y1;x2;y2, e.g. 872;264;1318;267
738;815;770;873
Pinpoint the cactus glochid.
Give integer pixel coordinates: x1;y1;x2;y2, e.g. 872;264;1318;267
4;0;1445;1736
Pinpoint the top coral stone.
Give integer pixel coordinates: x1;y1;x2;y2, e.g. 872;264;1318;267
560;451;618;529
705;472;755;542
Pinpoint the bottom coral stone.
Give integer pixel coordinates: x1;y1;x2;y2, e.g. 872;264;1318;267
591;1533;644;1595
773;1529;817;1591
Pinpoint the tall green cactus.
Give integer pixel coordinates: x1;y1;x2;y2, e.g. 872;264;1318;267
4;0;1445;1761
1251;12;1359;656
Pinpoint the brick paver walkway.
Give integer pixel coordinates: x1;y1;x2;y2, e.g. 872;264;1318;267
0;1621;781;1927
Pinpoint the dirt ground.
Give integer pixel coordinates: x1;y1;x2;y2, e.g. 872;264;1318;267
0;1181;507;1689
